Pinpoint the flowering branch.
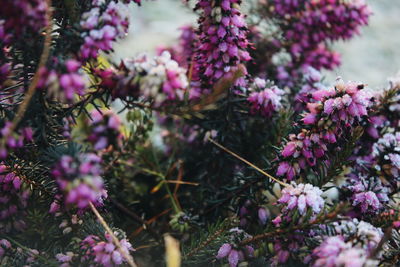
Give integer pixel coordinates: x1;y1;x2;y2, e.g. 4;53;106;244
8;0;53;134
240;203;348;246
89;202;138;267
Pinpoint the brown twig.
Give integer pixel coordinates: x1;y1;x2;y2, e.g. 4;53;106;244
8;0;53;134
89;202;138;267
240;204;347;245
130;208;172;239
369;226;393;259
208;138;289;187
109;197;161;241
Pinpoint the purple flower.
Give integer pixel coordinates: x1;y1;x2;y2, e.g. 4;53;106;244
87;109;123;150
37;59;86;103
100;51;189;106
344;176;389;214
0;0;48;43
278;183;324;218
248;80;285;117
51;153;107;212
276;79;372;180
215;228;253;267
0;164;30;233
312;236;350;267
267;0;370;86
79;1;129;60
217;243;232;259
258;207;269;225
0;239;11;259
192;0;251;91
372;132;400;180
0;122;33;159
81;232;134;267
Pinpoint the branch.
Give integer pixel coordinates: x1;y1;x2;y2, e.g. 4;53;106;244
208;138;289;187
8;0;53;134
240;204;347;245
89;202;138;267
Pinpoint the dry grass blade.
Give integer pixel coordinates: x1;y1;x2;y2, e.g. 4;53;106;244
89;202;138;267
208;138;289;187
8;0;53;134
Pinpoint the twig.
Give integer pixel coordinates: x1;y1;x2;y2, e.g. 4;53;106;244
130;208;172;239
6;236;58;266
240;204;346;245
109;197;161;241
208;138;289;187
369;226;393;259
8;0;53;134
89;202;138;267
184;221;231;258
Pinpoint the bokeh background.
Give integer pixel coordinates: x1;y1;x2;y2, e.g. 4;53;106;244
112;0;400;90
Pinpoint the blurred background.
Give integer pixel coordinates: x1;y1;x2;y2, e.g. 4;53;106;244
112;0;400;90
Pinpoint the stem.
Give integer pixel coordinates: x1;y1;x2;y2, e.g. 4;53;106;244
208;138;289;187
89;202;138;267
8;0;53;134
162;174;181;213
369;226;393;259
6;237;58;266
240;204;346;245
109;197;161;241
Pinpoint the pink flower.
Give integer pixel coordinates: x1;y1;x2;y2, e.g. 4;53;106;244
282;142;297;157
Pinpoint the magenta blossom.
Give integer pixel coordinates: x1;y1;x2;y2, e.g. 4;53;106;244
192;0;251;93
51;153;107;212
248;78;285;117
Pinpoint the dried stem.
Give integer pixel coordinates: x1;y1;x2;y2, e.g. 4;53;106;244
208;138;289;187
89;202;138;267
109;197;161;241
370;226;393;259
8;0;53;134
239;204;346;245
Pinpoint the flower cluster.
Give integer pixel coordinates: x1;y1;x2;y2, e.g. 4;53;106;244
312;220;383;266
0;239;11;259
80;1;129;60
0;122;33;159
372;132;400;181
87;109;123;150
311;236;371;267
51;153;107;212
277;183;324;221
343;175;389;214
81;232;134;267
270;234;305;266
56;252;75;267
268;0;370;86
216;228;254;267
277;79;372;180
193;0;251;91
37;59;86;103
247;78;285;117
0;0;48;43
99;51;189;106
0;164;30;233
294;67;326;112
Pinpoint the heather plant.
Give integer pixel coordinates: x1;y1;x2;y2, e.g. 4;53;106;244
1;0;400;266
